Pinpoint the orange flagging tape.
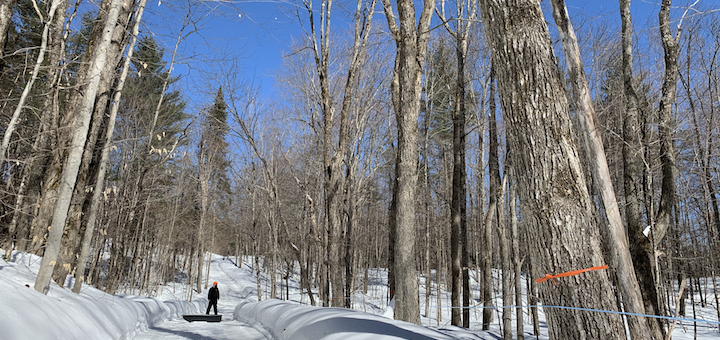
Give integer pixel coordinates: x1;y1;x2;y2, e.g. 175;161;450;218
535;265;609;285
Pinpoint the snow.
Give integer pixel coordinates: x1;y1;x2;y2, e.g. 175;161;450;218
1;248;719;339
234;300;455;340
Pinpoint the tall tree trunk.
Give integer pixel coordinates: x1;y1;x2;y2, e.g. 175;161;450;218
549;1;654;338
437;0;475;327
449;47;466;326
35;0;125;295
381;0;434;324
654;0;679;251
496;172;512;340
619;1;665;337
53;0;134;286
509;159;524;340
72;0;149;293
482;66;497;331
478;0;627;338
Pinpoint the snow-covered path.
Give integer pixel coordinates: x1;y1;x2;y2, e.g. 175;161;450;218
133;255;267;339
134;318;266;340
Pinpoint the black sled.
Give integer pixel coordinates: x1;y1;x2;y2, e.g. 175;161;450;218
182;314;222;322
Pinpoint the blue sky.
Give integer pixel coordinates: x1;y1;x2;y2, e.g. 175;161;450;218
141;0;689;111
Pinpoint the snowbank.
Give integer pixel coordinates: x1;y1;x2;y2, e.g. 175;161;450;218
234;299;455;340
0;251;204;340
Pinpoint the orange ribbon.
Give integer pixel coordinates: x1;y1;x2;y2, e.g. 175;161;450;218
535;265;609;285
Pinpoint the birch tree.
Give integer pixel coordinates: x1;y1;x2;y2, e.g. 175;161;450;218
72;0;149;293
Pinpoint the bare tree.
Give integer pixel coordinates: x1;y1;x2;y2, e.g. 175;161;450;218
35;0;125;294
72;0;149;293
380;0;434;324
619;1;666;337
548;1;653;338
478;0;627;337
0;0;65;167
298;0;377;307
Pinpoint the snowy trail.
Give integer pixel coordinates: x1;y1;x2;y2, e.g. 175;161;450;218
134;255;267;340
134;319;266;340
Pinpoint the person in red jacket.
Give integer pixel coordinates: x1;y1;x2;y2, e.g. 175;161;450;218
206;282;220;315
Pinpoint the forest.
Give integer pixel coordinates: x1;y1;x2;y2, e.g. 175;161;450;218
0;0;719;339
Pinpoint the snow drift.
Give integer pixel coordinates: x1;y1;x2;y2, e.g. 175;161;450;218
234;299;455;340
0;251;204;340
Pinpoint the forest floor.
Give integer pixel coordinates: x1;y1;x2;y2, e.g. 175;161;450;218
1;249;718;339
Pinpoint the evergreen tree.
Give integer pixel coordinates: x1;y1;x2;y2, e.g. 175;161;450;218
200;87;230;195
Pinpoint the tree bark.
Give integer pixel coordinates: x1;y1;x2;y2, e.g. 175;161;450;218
380;0;434;324
549;1;654;338
619;1;665;337
35;0;125;295
72;0;149;293
478;0;627;338
482;66;497;331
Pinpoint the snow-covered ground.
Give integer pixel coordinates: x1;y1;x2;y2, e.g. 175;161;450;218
1;248;718;339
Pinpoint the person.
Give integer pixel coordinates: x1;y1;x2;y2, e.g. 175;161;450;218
206;281;220;315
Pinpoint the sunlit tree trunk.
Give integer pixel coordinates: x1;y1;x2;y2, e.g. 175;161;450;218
380;0;434;324
619;2;665;338
549;0;653;338
72;0;149;293
35;0;125;295
478;0;627;337
53;0;134;286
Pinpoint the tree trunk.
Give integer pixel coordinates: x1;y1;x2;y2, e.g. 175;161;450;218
72;0;149;293
654;0;679;251
381;0;434;324
482;66;497;331
35;0;125;295
53;0;134;286
496;172;512;340
509;158;524;340
478;0;627;338
0;0;16;55
548;1;654;339
449;12;468;329
619;1;665;338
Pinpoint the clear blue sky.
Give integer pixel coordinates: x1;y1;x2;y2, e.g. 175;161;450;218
142;0;685;110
